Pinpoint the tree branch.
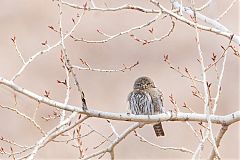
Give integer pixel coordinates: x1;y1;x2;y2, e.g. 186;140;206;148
208;125;229;160
149;0;240;45
0;76;239;125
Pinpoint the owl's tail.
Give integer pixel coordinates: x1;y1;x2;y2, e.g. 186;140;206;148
153;122;165;136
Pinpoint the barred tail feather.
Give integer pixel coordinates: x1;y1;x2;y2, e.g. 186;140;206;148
153;122;165;136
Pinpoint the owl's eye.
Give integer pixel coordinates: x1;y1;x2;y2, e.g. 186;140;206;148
146;83;151;86
137;83;142;87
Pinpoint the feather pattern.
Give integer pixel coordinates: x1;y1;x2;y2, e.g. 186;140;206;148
128;90;154;115
128;76;165;136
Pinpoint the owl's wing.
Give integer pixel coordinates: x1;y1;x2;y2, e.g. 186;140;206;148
148;88;164;114
127;90;154;115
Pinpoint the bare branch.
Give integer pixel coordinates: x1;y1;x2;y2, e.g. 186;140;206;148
208;125;229;160
0;75;239;126
26;114;89;160
150;0;240;45
72;61;139;73
0;104;45;135
107;120;119;138
83;123;141;160
61;0;160;13
196;0;212;11
216;0;238;21
11;35;25;64
134;131;193;154
11;5;85;81
72;13;162;43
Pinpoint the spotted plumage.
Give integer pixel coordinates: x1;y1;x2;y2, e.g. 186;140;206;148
128;76;165;136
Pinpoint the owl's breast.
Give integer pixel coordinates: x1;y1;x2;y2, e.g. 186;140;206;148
127;90;155;115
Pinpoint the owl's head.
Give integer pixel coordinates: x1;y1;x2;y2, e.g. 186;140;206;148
133;76;156;89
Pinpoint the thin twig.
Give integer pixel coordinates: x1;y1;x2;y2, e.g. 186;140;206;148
83;123;141;160
134;131;193;154
73;13;162;43
216;0;238;21
196;0;212;11
0;104;45;135
72;61;139;73
107;120;119;138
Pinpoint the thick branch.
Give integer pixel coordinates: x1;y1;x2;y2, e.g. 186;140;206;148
208;125;229;160
150;0;240;45
0;76;239;125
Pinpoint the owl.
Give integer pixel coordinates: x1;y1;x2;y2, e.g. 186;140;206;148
128;76;165;136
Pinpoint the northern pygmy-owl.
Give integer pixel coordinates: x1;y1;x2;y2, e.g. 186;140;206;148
128;76;165;136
